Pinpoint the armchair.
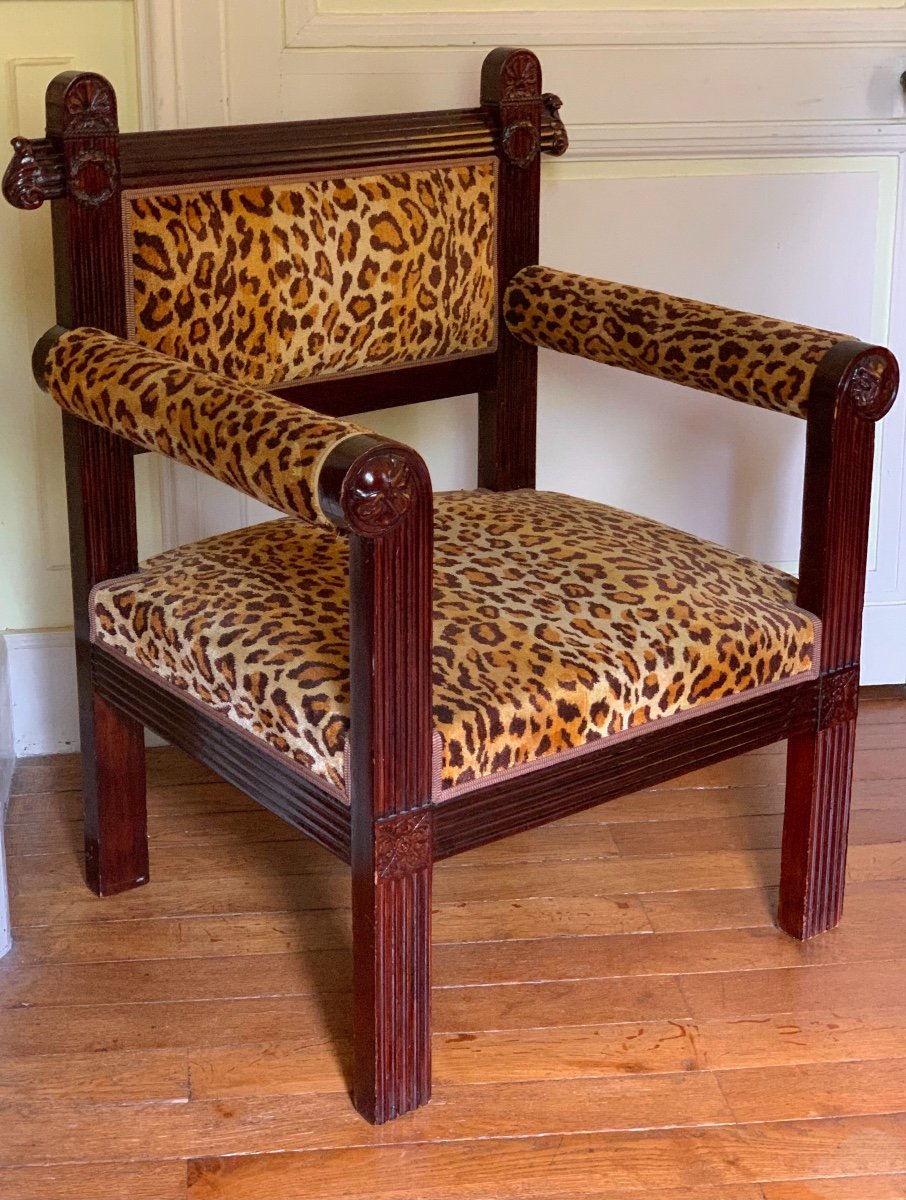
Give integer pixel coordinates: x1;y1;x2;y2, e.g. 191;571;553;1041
4;47;898;1125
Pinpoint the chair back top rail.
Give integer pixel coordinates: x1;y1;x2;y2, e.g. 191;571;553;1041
4;100;567;201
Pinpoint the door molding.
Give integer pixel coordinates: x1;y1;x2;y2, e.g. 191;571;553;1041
286;1;906;49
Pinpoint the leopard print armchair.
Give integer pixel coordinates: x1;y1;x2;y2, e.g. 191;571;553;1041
4;47;898;1126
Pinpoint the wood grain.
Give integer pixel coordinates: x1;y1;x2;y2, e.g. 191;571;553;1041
0;1163;187;1200
2;695;904;1197
185;1115;906;1198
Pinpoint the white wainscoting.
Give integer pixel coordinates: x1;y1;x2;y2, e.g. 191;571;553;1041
5;631;79;757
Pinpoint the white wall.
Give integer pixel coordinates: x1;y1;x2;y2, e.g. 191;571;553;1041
147;0;906;687
0;635;15;956
0;2;155;757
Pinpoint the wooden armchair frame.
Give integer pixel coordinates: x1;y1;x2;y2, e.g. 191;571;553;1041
3;48;898;1125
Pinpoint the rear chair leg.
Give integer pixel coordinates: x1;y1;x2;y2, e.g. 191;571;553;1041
778;715;856;940
82;689;149;897
352;810;433;1124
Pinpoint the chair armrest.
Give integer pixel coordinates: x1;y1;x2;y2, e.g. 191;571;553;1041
504;266;896;422
35;326;425;534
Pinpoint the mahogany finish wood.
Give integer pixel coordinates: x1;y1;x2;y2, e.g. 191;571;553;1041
90;646;351;863
3;47;897;1127
434;680;819;860
271;352;496;420
779;341;898;938
339;437;434;1123
45;71;149;898
478;48;544;491
3;106;567;200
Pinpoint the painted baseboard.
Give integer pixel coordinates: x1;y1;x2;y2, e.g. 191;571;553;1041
6;630;80;756
861;603;906;688
5;630;166;756
0;635;15;957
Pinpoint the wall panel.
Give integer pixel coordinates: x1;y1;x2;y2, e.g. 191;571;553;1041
0;1;160;635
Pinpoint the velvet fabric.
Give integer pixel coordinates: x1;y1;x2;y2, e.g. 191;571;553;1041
504;266;848;418
91;490;819;792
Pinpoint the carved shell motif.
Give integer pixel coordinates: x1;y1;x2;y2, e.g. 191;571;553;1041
501;52;541;101
63;76;116;135
346;451;414;533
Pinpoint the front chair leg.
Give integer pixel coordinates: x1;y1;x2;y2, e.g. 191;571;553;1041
778;713;857;940
81;687;149;897
352;809;433;1124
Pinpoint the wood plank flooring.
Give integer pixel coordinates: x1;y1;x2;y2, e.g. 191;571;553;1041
1;694;905;1198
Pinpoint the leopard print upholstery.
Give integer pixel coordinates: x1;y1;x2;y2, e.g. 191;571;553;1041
123;161;497;386
91;490;819;793
43;328;367;529
504;266;849;418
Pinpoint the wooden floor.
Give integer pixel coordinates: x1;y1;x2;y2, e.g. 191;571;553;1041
1;696;905;1199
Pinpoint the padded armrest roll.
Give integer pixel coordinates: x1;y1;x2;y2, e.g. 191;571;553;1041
504;266;856;418
42;327;369;528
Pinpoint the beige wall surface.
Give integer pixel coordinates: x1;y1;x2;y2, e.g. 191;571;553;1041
0;0;159;635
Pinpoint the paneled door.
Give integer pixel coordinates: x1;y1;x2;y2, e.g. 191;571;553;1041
137;0;906;683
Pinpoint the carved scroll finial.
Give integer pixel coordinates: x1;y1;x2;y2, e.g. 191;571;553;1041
542;93;569;157
2;136;65;210
843;346;899;422
345;449;415;535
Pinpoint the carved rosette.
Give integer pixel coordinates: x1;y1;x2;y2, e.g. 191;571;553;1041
2;136;66;210
67;147;119;207
344;449;415;535
818;667;860;731
374;810;433;881
501;121;541;169
844;348;899;422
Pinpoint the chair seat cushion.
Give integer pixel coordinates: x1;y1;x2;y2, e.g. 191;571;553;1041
90;490;819;795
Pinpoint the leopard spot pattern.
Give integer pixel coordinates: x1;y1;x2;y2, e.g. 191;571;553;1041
92;490;819;793
124;161;497;385
504;266;846;418
45;327;366;528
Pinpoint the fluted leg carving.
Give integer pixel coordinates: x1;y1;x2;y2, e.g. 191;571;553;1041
352;812;432;1124
778;718;856;939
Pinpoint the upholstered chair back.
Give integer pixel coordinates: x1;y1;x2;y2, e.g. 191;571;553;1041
122;161;498;386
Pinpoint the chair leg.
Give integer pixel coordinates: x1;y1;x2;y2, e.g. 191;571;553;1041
82;690;149;897
351;830;432;1124
778;716;856;940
